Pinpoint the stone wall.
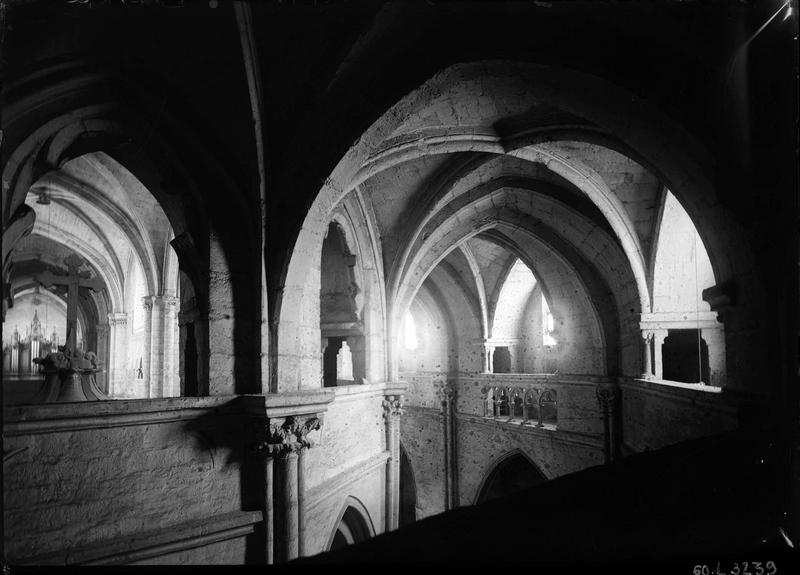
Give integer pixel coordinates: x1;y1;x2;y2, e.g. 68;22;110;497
3;397;262;565
398;372;744;524
455;415;604;505
304;457;386;555
3;382;403;565
399;373;607;519
303;383;388;487
300;383;395;555
620;378;739;452
399;371;446;409
400;406;448;519
398;296;450;374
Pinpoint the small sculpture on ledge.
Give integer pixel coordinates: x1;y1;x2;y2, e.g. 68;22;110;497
31;346;109;403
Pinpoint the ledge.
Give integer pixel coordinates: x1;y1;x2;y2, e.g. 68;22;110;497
621;377;722;393
3;392;338;436
456;412;604;449
261;389;335;418
3;395;262;436
402;405;603;450
452;373;615;387
13;509;263;566
618;378;738;412
329;381;407;404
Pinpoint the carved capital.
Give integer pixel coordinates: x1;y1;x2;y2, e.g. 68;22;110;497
251;415;322;458
641;330;654;343
142;296;154;311
382;394;405;420
595;384;620;410
108;312;128;327
434;380;456;405
162;295;179;310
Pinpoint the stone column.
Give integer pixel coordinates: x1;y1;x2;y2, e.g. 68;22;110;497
11;329;19;372
443;383;458;509
283;451;300;560
382;394;404;531
95;323;110;393
107;312;128;397
508;345;517;373
297;447;307;557
264;455;275;564
652;329;668;379
347;335;366;384
142;297;154;398
701;328;726;387
596;383;620;463
178;306;201;396
641;330;653;378
321;337;328;382
483;343;495;373
254;415;322;563
162;296;179;397
149;296;166;398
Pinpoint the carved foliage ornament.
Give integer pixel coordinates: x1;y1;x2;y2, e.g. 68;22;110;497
382;395;405;420
252;415;322;458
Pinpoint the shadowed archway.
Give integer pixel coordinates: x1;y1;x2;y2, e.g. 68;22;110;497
327;498;376;552
475;451;547;505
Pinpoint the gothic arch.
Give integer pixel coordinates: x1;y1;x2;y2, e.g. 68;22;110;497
399;443;418;527
275;188;386;392
281;59;763;389
2;62;264;395
325;496;377;552
473;449;548;505
391;202;616;377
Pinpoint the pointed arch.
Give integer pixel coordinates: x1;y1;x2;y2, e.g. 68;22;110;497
474;449;548;505
325;496;376;552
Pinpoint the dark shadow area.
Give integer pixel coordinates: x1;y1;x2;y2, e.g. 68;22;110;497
323;337;343;388
493;346;511;373
476;452;547;504
296;427;792;568
329;507;371;552
663;329;710;384
399;444;417;527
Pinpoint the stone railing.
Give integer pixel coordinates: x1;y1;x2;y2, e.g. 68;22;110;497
451;373;613;437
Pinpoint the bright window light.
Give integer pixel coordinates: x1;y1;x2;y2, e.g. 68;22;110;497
542;297;557;347
404;311;418;351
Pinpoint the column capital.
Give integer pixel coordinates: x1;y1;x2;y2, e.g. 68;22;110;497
382;394;405;420
434;380;457;411
159;295;179;310
252;415;322;458
651;328;668;342
107;312;128;326
595;383;620;409
142;296;154;311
